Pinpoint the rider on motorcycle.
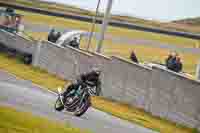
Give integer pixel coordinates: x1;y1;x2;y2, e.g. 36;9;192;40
62;67;102;102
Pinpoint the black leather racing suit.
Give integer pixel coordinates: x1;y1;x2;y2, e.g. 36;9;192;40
63;71;101;98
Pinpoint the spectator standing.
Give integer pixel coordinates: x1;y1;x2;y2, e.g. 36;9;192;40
166;52;177;71
174;56;183;72
15;16;21;32
69;37;79;48
55;32;62;42
166;52;173;67
130;50;139;63
165;52;182;73
48;28;57;43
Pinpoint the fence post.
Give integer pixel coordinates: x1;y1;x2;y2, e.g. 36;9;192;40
96;0;113;53
196;61;200;80
32;40;42;66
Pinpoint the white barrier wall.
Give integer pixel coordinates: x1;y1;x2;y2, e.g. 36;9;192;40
150;66;200;128
83;51;112;96
36;41;112;82
102;56;152;110
35;41;93;80
0;30;37;54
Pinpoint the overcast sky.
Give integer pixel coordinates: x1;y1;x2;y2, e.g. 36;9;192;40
41;0;200;22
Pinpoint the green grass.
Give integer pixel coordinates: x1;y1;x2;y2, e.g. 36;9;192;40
0;50;198;133
0;105;90;133
17;10;200;49
0;53;67;89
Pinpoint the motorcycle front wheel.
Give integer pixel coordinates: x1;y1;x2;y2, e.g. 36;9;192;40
54;97;64;111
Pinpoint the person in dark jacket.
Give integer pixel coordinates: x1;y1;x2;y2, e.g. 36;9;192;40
165;53;173;66
55;32;62;42
174;56;183;72
69;37;79;48
48;28;55;42
5;8;14;13
166;52;175;70
165;52;182;73
62;67;102;101
130;51;139;63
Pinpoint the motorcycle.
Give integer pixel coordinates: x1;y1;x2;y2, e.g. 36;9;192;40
54;81;93;117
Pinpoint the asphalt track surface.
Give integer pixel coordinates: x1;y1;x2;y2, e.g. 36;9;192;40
24;22;200;54
0;70;157;133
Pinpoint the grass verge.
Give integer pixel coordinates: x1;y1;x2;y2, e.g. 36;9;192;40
17;10;199;48
0;53;198;132
0;54;67;89
0;105;90;133
92;97;198;133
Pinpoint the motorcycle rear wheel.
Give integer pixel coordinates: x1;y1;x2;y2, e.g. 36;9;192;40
74;96;91;117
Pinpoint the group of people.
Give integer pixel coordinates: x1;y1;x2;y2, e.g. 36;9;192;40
130;50;183;73
165;52;182;73
47;29;61;43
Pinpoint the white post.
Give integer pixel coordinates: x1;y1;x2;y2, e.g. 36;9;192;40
32;40;42;66
96;0;113;53
196;61;200;80
86;0;101;51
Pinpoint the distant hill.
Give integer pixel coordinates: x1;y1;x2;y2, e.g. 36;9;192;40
164;17;200;33
173;17;200;26
1;0;200;34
